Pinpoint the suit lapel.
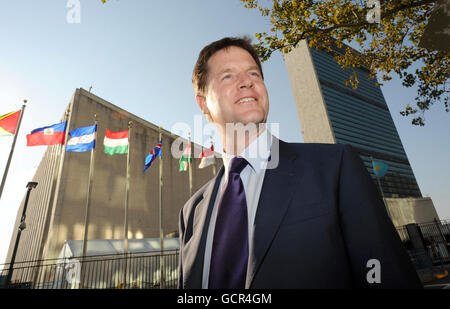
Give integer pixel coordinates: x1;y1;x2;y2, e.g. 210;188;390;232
246;138;298;288
183;166;224;289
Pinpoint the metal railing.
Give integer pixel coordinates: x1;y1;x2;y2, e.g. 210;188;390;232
2;220;449;289
396;219;450;266
0;250;179;289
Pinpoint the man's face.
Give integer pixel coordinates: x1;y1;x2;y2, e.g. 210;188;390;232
197;46;269;130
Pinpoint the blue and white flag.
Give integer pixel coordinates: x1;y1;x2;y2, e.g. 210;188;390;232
66;124;97;152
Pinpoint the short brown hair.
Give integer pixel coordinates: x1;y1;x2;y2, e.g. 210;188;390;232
192;36;264;95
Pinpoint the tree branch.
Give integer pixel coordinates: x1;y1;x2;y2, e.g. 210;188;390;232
267;0;437;57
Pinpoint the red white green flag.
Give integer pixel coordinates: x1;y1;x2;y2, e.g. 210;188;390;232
104;129;128;155
198;145;215;169
179;142;192;172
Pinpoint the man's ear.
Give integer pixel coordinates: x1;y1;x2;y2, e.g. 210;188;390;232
195;94;209;115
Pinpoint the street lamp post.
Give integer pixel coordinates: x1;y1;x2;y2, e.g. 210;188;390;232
5;181;38;288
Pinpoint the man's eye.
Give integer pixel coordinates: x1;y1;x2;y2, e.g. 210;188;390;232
222;74;231;80
250;72;260;77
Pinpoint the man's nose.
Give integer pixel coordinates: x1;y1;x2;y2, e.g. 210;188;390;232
238;72;254;89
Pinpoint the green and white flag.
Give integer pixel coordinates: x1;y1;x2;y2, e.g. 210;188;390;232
104;128;128;155
179;142;192;171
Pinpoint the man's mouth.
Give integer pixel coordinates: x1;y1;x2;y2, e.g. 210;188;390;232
236;97;257;104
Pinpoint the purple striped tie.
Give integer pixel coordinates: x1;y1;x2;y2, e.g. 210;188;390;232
209;157;249;289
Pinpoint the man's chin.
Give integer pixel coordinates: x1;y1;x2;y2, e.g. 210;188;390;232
236;113;267;126
223;119;267;139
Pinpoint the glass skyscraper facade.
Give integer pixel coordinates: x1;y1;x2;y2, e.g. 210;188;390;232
286;42;422;198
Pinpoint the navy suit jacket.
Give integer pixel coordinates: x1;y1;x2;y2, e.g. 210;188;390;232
178;139;422;288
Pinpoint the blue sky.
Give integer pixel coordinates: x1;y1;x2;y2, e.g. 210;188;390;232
0;0;449;265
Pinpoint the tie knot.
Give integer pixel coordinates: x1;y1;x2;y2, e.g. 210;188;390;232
229;157;248;175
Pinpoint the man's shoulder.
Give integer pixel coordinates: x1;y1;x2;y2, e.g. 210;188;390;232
281;140;349;157
277;141;356;172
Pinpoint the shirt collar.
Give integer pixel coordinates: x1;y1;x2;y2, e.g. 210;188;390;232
222;127;272;174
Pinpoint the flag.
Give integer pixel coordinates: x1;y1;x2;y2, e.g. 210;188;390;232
144;139;162;172
66;124;97;152
104;128;128;155
372;160;389;177
198;145;215;169
26;122;67;146
0;110;21;136
179;142;192;172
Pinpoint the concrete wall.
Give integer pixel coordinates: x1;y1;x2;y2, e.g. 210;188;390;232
386;197;440;227
284;40;335;144
4;145;62;265
5;88;222;265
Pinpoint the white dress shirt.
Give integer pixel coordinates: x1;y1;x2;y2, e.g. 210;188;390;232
202;128;273;288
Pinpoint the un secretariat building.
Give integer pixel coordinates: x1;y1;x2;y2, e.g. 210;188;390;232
285;41;439;226
285;41;422;198
4;88;221;266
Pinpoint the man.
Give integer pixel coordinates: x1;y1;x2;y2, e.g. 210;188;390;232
178;36;422;289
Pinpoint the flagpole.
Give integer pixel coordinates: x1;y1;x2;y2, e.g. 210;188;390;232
31;107;70;288
370;156;391;219
123;120;132;289
158;127;165;289
188;132;193;197
80;114;98;288
0;100;27;201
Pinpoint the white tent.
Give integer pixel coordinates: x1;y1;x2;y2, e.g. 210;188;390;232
53;238;179;289
58;238;180;259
